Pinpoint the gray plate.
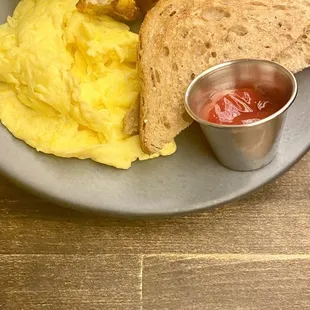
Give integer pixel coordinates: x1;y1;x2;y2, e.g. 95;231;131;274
0;0;309;217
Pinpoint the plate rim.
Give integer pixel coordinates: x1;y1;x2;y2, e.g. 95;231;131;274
0;144;309;218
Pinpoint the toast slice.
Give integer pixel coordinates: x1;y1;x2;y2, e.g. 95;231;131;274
139;0;310;154
275;25;310;74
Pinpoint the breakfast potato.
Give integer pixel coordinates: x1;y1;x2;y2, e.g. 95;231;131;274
76;0;141;21
76;0;159;21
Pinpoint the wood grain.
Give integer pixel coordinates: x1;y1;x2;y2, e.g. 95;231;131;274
0;154;309;256
0;255;142;310
0;153;309;309
142;255;310;310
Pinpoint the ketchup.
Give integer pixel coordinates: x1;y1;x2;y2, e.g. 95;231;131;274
199;88;283;125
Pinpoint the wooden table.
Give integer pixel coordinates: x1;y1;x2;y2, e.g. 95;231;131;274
0;153;309;310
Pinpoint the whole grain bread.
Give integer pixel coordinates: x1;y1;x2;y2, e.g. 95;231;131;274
275;25;310;73
139;0;310;154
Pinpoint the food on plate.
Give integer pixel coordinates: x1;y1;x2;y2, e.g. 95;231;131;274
76;0;158;21
0;0;176;170
138;0;310;154
1;0;310;170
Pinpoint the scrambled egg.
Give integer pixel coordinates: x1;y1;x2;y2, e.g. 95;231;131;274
0;0;176;169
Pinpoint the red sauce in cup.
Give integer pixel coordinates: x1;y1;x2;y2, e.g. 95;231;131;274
199;88;284;125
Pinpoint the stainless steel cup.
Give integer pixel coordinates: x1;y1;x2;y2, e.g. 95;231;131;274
185;59;298;171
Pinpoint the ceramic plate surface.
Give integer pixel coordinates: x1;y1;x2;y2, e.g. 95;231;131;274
0;0;309;216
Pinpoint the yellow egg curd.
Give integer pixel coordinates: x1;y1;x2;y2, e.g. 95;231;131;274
0;0;176;169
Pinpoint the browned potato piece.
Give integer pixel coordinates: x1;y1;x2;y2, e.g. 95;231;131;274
76;0;141;21
135;0;159;14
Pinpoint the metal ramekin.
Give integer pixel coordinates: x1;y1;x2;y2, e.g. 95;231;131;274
185;59;298;171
